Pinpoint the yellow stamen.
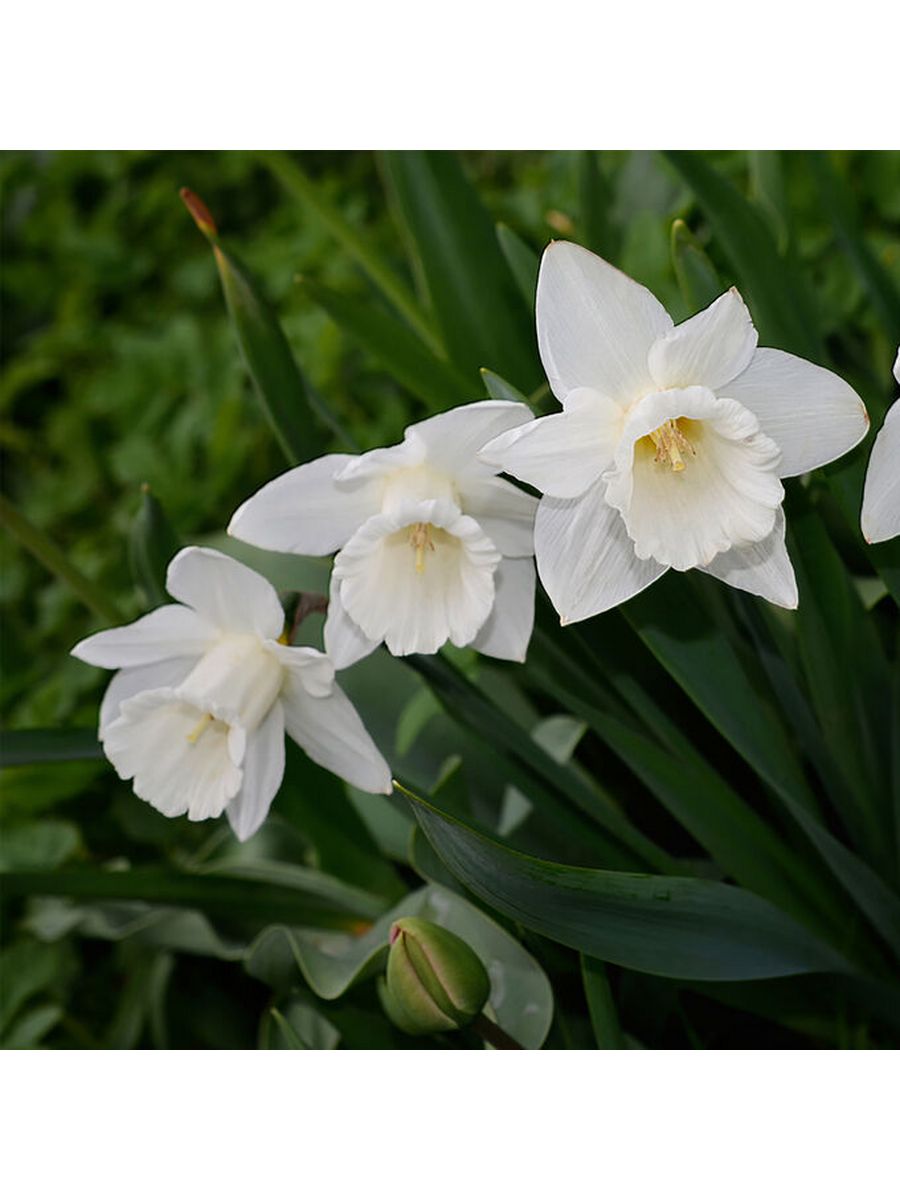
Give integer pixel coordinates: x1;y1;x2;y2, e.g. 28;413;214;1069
648;419;695;472
409;522;435;574
186;712;214;744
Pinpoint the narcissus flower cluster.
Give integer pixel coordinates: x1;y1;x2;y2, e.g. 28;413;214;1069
74;239;891;843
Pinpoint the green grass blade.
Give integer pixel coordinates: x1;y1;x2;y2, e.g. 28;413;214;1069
128;484;179;610
495;223;539;306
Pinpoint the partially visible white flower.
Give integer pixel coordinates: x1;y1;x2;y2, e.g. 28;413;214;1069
861;349;900;544
481;242;869;623
71;547;391;841
228;402;538;667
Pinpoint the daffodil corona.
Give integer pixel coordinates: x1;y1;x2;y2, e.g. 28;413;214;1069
481;242;869;622
71;547;392;840
228;402;538;666
860;349;900;545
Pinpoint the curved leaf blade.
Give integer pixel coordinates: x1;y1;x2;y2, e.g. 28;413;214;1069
401;785;851;982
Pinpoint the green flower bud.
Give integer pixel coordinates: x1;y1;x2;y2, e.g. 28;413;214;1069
382;918;491;1037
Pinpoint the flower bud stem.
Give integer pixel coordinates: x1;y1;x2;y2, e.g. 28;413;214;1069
471;1013;524;1050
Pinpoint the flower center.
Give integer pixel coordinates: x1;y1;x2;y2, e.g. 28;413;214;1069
408;521;435;574
645;418;696;472
186;711;215;744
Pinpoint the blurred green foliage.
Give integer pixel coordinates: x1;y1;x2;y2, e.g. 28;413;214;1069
1;151;899;1048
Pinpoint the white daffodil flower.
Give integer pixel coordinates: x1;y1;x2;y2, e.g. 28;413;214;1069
71;547;391;841
228;401;538;667
480;242;869;623
861;349;900;544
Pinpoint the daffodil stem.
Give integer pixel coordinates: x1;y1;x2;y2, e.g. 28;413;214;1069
471;1013;523;1050
0;493;124;626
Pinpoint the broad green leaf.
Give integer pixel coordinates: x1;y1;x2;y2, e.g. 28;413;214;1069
2;866;375;931
580;956;625;1049
246;884;554;1049
380;151;540;389
670;218;721;312
203;859;388;922
401;784;852;981
181;187;331;464
0;728;102;767
128;484;179;609
297;275;470;410
257;150;439;353
0;494;123;625
664;151;822;359
495;223;539;305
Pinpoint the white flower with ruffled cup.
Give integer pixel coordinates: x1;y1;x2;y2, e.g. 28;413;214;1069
861;349;900;545
71;547;391;841
228;401;538;667
481;241;869;623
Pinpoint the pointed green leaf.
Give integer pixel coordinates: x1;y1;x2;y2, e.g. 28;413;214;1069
401;784;852;982
181;188;330;464
0;728;102;767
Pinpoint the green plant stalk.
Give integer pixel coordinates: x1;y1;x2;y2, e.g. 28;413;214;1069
0;494;123;626
258;150;441;355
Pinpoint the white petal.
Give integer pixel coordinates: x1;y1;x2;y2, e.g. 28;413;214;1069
536;241;673;406
648;288;758;392
227;703;285;842
894;348;900;386
534;483;667;624
479;388;622;499
268;641;335;698
334;437;423;483
281;675;392;794
699;509;798;608
228;454;378;555
470;556;536;662
724;348;869;477
99;656;199;732
166;547;284;639
333;500;500;657
102;688;244;821
322;573;380;669
71;605;214;669
408;400;534;477
861;400;900;544
456;475;537;558
605;388;784;572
